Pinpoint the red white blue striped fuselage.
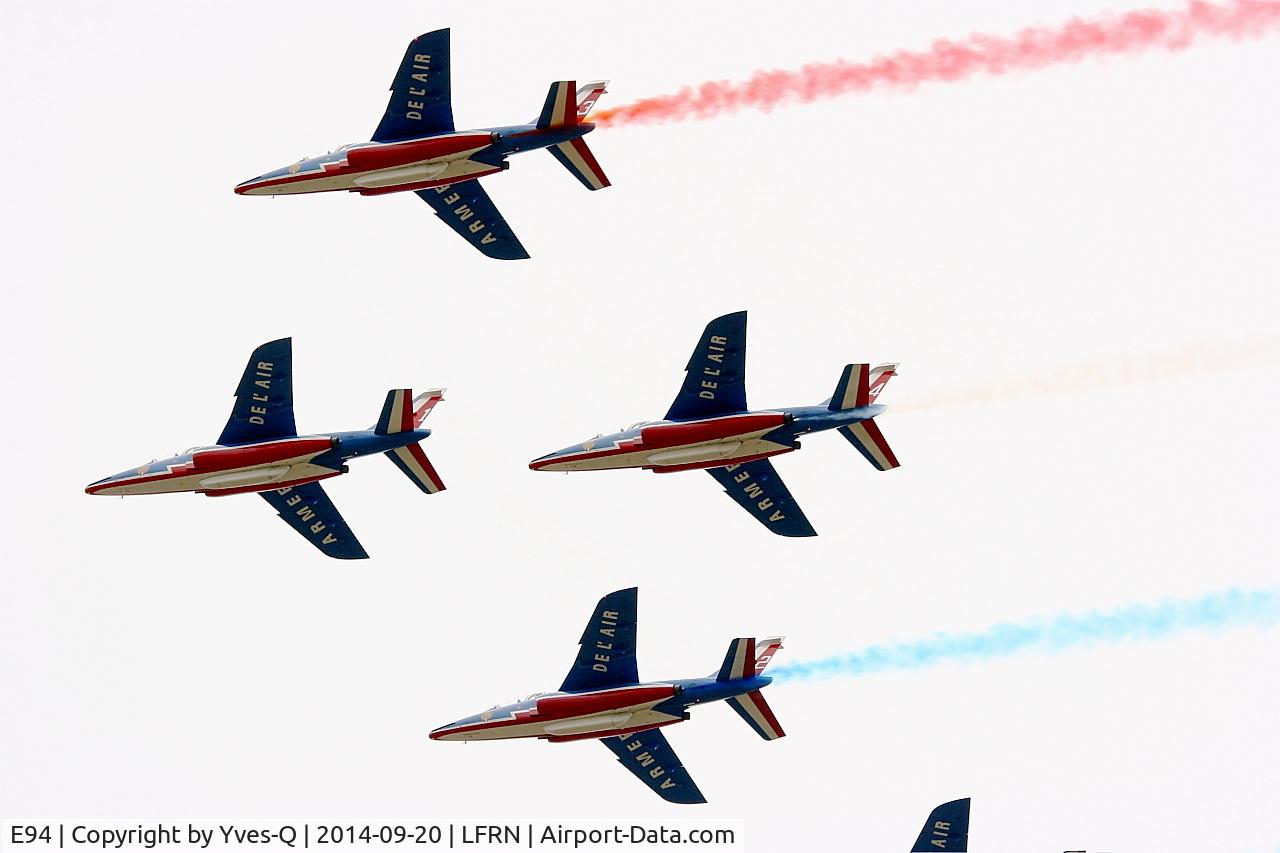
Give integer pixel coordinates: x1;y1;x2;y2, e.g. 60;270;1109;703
429;675;770;744
529;405;885;474
85;429;430;498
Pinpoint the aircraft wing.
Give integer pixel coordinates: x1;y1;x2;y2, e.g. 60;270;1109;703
259;482;369;560
706;458;817;537
372;29;455;142
217;338;297;446
601;729;706;805
912;798;970;852
664;311;748;421
415;182;530;260
560;587;639;692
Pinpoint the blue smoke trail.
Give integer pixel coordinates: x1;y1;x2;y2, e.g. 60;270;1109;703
770;588;1280;683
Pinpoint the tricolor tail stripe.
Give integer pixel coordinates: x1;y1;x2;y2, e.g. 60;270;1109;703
411;389;445;427
717;637;757;682
726;690;786;741
830;363;871;411
549;138;610;190
537;80;577;129
375;389;414;435
386;442;446;494
575;81;608;119
754;637;784;674
841;419;900;471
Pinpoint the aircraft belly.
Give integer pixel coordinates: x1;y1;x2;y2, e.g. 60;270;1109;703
559;432;791;472
646;442;742;465
353;161;449;188
198;466;290;489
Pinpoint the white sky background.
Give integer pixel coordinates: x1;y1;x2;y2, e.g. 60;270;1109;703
2;0;1278;850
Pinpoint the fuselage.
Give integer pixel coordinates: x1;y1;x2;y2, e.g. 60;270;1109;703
430;675;771;743
530;404;885;473
85;428;430;497
235;122;595;197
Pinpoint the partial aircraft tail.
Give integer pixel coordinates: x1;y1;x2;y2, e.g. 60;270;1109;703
539;81;611;191
376;389;447;494
828;363;901;472
716;638;786;741
911;798;970;852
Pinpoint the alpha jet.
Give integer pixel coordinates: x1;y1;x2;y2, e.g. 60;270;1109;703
530;311;900;537
86;338;445;559
236;29;609;260
430;587;785;804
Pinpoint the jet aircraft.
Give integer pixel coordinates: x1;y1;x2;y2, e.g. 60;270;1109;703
911;799;970;852
430;587;785;804
85;338;445;559
530;311;899;536
236;29;609;260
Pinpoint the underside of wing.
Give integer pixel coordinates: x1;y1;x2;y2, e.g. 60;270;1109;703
415;182;529;260
706;458;817;537
259;481;368;560
664;311;748;421
560;587;639;693
601;729;706;804
372;29;454;143
217;338;297;447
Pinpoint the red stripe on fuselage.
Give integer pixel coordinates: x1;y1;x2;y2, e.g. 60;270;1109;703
190;438;333;472
640;413;785;449
345;134;492;171
85;438;334;494
441;685;675;738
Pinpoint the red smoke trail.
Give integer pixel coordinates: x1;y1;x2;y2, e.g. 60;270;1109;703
593;1;1280;127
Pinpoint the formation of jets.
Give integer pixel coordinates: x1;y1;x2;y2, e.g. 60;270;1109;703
77;25;1086;842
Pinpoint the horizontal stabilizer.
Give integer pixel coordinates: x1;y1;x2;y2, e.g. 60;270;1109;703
548;137;610;190
839;419;900;471
726;689;785;741
385;443;446;494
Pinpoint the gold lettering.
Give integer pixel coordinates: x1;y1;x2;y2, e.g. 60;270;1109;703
443;192;461;204
321;534;337;545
